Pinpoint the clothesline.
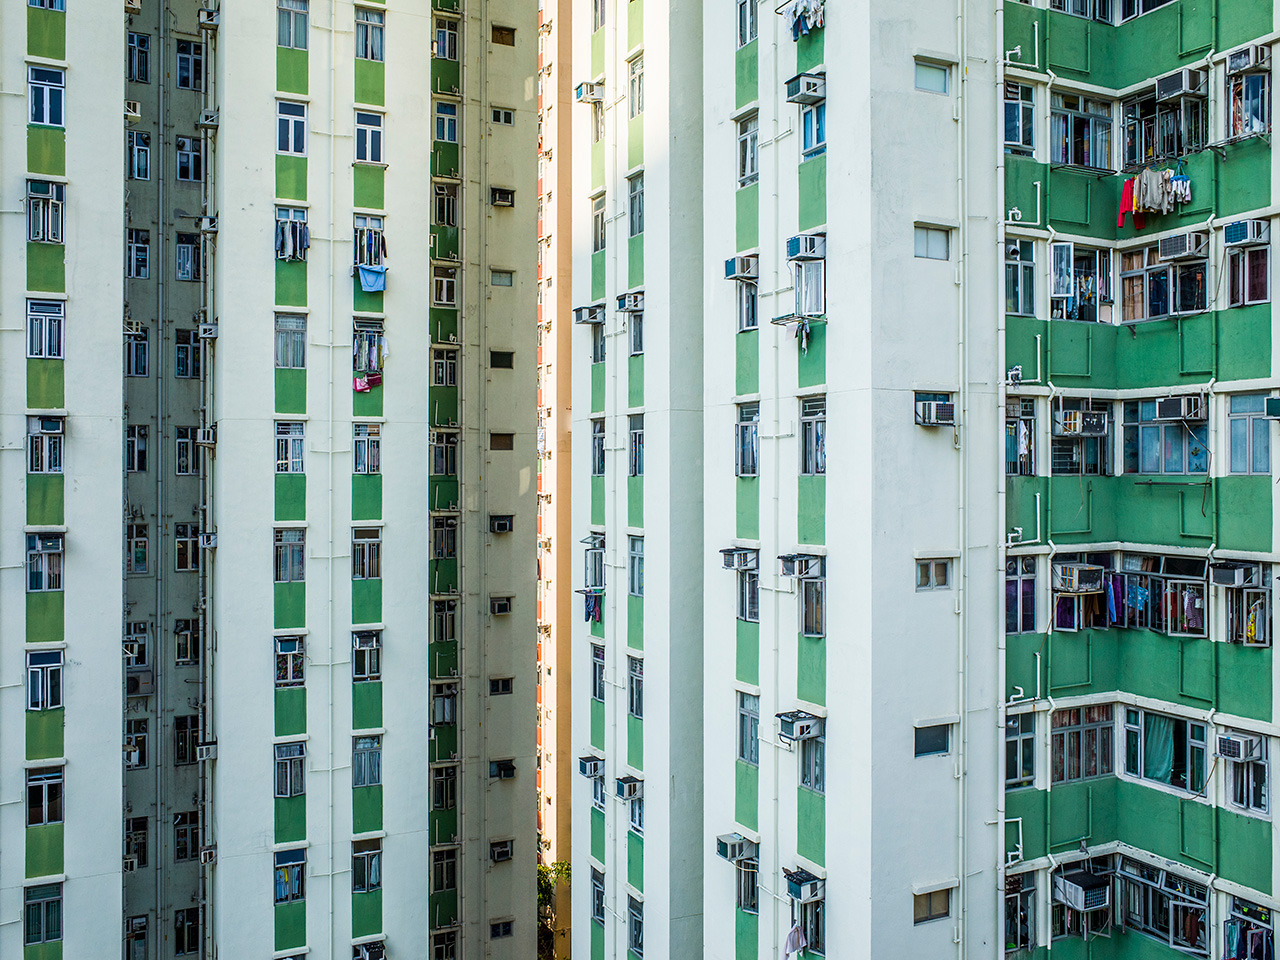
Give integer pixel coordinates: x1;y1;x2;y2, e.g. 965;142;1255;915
1118;166;1192;228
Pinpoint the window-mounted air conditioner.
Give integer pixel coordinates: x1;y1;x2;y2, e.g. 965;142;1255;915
786;234;826;261
197;216;218;234
198;322;218;339
1211;562;1257;588
1053;410;1108;437
1053;871;1111;912
198;8;219;29
124;0;141;14
196;742;218;762
1228;44;1271;76
491;187;516;207
725;255;759;280
617;291;645;313
575;82;603;103
490;841;514;863
124;856;139;873
199;845;217;865
1266;397;1280;420
779;554;825;579
125;100;142;122
199;533;217;550
1154;394;1207;422
720;548;759;571
1157;231;1208;262
915;400;956;427
1053;562;1106;595
30;416;63;435
126;670;154;697
615;775;643;800
490;514;515;534
198;109;220;130
196;427;216;447
1224;219;1270;247
785;72;827;105
490;597;513;615
1216;733;1263;761
777;711;824;742
578;755;603;778
573;304;605;325
1155;67;1206;101
716;833;759;862
491;759;517;779
784;868;825;903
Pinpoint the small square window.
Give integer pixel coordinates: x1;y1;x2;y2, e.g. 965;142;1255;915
914;61;949;94
914;226;950;260
492;25;515;45
916;559;952;590
491;269;514;286
914;724;951;757
914;888;951;924
490;433;515;451
490;350;515;368
491;107;515;125
489;677;514;695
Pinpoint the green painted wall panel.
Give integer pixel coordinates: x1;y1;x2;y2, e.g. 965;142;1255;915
352;579;382;624
26;474;63;527
430;806;458;846
1217;476;1272;553
428;477;459;514
430;641;458;679
591;362;605;412
430;724;458;763
25;941;62;960
275;796;306;844
26;592;63;644
1217;804;1273;893
628;115;643;170
1218;643;1271;724
628;353;644;408
591;613;604;638
275;902;306;951
629;0;643;48
736;478;759;540
353;680;383;729
797;635;825;706
353;785;383;833
627;714;643;770
735;40;758;110
274;582;306;630
353;384;383;418
26;709;64;761
27;7;65;59
735;760;758;831
796;787;825;865
628;233;644;288
591;807;606;863
735;183;759;253
354;164;385;210
736;908;759;960
275;369;306;414
591;249;606;300
797;322;825;388
797;476;824;545
352;889;382;939
275;260;307;307
431;141;460;178
432;56;461;95
277;47;309;95
591;28;604;78
354;59;385;105
627;594;644;651
736;329;759;396
274;687;306;738
432;385;459;426
275;155;307;202
275;474;306;522
795;29;824;72
1218;304;1272;382
592;140;605;190
736;618;759;686
797;155;827;231
430;558;458;595
26;242;65;294
353;288;383;314
432;224;460;261
1005;630;1047;703
591;697;604;750
25;823;62;879
628;475;643;527
591;475;605;526
627;831;644;892
592;920;605;960
352;474;382;521
26;358;63;409
430;889;459;926
27;127;65;178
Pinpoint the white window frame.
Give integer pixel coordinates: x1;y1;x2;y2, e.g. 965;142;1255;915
737;403;759;477
433;265;458;306
276;422;305;473
175;136;202;182
628;174;644;236
175;40;204;91
629;415;644;476
800;735;825;792
355;7;385;62
277;100;307;155
628;537;644;597
737;280;759;330
274;529;306;582
279;0;308;49
127;229;150;279
737;115;759;186
435;101;459;143
274;743;306;797
27;181;65;243
737;0;757;47
627;656;643;718
801;101;826;158
28;67;64;128
353;735;382;786
355;111;384;164
800;396;826;476
354;423;381;475
275;636;305;687
26;300;64;359
1228;245;1270;307
126;425;148;473
26;651;62;711
628;55;644;118
129;131;151;180
352;527;382;580
915;225;950;260
275;314;306;369
175;235;200;282
435;17;459;60
27;418;64;475
175;523;200;572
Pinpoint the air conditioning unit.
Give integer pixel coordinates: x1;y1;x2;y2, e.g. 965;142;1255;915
197;109;220;131
1158;231;1208;261
196;427;216;446
915;400;956;427
1053;562;1105;595
490;597;513;615
720;548;759;571
725;255;759;280
1054;871;1111;912
785;72;827;104
199;845;217;865
716;833;759;862
125;100;142;122
198;8;219;28
1211;562;1256;588
491;187;516;207
124;0;141;13
786;234;826;261
784;868;825;903
573;304;604;325
1155;67;1206;101
198;323;218;339
1216;733;1263;761
197;216;218;234
578;755;603;778
1224;219;1270;247
1053;410;1108;437
1227;43;1271;76
615;775;643;800
124;318;144;335
196;742;218;762
490;841;514;863
777;711;824;742
1154;394;1208;422
574;82;603;103
490;515;514;533
199;533;217;550
617;291;645;312
124;856;139;872
126;670;154;697
779;554;824;579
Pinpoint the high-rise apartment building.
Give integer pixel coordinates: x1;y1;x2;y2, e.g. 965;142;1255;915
4;1;537;957
571;0;1280;959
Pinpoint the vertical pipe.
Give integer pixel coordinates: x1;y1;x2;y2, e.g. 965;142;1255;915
154;0;170;940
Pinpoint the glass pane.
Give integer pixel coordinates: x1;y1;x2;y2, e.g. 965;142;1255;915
1162;425;1183;474
1230;418;1249;473
1252;417;1270;474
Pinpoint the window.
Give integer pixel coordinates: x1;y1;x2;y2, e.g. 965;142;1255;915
738;567;760;622
432;765;458;809
491;24;515;44
433;265;457;305
628;174;644;236
629;415;644;476
1006;397;1035;475
174;235;200;282
124;622;148;667
171;332;201;382
175;136;202;182
1228;66;1271;139
175;620;201;665
276;422;305;473
795;899;825;953
125;917;147;960
591;420;606;475
629;537;644;597
914;225;950;260
432;516;457;559
628;897;644;957
1051;705;1114;782
28;67;64;127
279;0;308;48
353;319;386;378
278;101;307;154
432;683;458;724
1226;732;1268;814
1117;858;1207;955
26;651;62;711
356;111;384;163
801;101;826;157
176;41;203;90
274;529;305;582
591;645;605;701
352;527;382;579
174;523;199;572
26;300;64;359
490;921;514;939
275;315;306;369
738;279;759;330
1122;401;1208;476
737;0;757;46
353;423;381;474
1229;244;1270;307
127;229;150;278
490;350;514;368
274;849;306;903
1051;398;1111;475
26;534;64;592
1050;93;1112;169
432;930;459;960
916;559;951;590
1047;243;1111;323
914;889;951;924
28;417;64;475
801;573;825;638
591;0;605;29
129;131;151;180
126;523;148;574
914;61;949;94
435;102;459;143
174;715;199;765
353;631;382;680
800;397;826;475
275;636;304;687
1005;556;1036;633
591;869;606;923
432;848;458;890
1005;239;1034;315
592;323;607;363
434;183;458;226
1124;707;1206;793
355;7;385;60
800;736;825;792
125;719;148;768
174;811;199;861
275;743;306;797
491;269;514;286
489;677;513;696
736;858;760;913
128;33;151;82
490;432;515;450
592;194;606;252
1004;81;1034;156
353;736;382;787
628;55;644;118
431;431;458;475
492;107;515;125
738;692;760;765
173;908;199;955
627;656;643;718
27;767;63;825
351;839;383;893
29;0;66;8
737;115;759;186
1005;873;1036;951
27;181;65;243
24;884;62;945
1052;0;1115;21
1006;713;1035;787
914;724;951;756
354;213;386;266
435;18;459;60
737;403;759;477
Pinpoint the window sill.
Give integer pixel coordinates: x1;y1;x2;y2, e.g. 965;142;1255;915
353;161;389;169
1049;162;1113;178
801;148;826;162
